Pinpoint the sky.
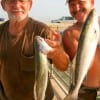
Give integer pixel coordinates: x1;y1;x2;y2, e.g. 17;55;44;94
0;0;100;23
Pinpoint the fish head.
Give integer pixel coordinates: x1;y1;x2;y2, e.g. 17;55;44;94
34;36;53;54
82;8;100;42
34;36;44;44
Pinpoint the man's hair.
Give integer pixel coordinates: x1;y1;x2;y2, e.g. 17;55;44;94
66;0;94;4
1;0;5;3
1;0;5;1
66;0;70;3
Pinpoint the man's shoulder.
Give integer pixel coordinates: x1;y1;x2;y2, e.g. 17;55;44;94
63;22;80;35
29;18;48;28
28;18;53;38
0;21;8;32
62;22;80;43
63;24;75;35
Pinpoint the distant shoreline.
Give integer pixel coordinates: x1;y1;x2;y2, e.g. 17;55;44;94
47;21;74;32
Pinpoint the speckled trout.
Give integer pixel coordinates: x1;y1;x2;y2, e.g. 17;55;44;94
64;8;100;100
34;36;52;100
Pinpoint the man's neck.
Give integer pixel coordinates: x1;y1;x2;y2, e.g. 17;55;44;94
8;17;29;36
75;21;83;28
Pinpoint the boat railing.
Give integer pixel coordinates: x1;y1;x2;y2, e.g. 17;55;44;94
49;63;72;99
49;63;100;100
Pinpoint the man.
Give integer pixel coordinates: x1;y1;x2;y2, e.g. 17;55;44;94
0;0;68;100
47;0;100;100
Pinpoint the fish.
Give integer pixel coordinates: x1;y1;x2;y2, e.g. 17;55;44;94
64;8;100;100
36;36;53;55
34;36;51;100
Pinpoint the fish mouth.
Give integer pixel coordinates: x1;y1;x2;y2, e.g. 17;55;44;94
36;36;44;43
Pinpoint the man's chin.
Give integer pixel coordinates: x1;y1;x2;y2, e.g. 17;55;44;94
10;17;26;22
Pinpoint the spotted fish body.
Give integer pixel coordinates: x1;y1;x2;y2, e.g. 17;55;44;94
34;36;50;100
64;8;100;100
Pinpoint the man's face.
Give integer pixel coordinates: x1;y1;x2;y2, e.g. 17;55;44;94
2;0;32;22
68;0;94;23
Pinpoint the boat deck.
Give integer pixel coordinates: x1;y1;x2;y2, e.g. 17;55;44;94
49;64;100;100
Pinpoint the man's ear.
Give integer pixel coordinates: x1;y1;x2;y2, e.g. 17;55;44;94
29;0;32;10
1;1;6;11
91;0;94;5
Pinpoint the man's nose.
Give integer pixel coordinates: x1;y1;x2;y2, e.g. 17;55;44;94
74;4;80;11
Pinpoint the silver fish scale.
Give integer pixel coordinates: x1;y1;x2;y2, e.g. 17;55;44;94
34;36;49;100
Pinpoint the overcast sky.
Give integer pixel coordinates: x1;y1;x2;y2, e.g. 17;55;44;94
0;0;100;23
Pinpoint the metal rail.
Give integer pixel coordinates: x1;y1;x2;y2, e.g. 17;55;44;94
49;64;100;100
